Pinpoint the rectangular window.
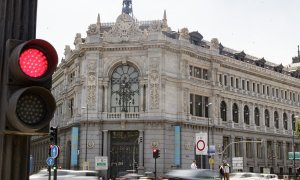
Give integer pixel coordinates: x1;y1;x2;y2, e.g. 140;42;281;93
69;98;74;118
234;138;242;157
267;86;269;96
203;69;208;80
277;142;282;160
223;137;230;158
257;140;262;159
190;94;194;115
242;80;245;90
189;65;193;76
205;97;209;118
272;88;275;97
195;95;202;117
247;81;250;91
246;140;252;158
236;78;239;88
224;75;227;86
257;84;260;93
219;74;222;84
276;89;279;98
262;85;265;94
194;67;201;78
253;83;255;92
231;77;234;87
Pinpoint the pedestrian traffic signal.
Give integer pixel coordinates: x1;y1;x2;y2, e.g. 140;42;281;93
50;127;58;143
153;148;160;159
3;39;57;134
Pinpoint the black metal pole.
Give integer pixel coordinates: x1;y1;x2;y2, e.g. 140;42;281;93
293;122;296;178
54;128;58;180
0;1;37;179
48;166;51;180
154;158;157;180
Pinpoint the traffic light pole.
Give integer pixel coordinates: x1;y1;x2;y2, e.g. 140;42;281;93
0;1;38;180
154;158;157;180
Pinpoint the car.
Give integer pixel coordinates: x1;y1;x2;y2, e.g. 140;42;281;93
30;169;99;180
29;169;75;179
261;174;278;179
166;169;221;180
230;172;265;180
72;170;99;179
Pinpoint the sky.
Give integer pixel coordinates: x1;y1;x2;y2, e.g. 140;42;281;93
37;0;300;65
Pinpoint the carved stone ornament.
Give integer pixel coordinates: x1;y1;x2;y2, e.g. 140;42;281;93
179;28;190;41
210;38;219;50
150;70;160;109
103;13;146;42
148;21;162;32
87;24;99;35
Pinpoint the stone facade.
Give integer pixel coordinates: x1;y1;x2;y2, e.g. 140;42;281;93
31;10;300;178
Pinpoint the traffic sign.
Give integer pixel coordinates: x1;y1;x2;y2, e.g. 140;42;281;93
195;132;208;155
46;157;55;166
95;156;108;170
50;145;59;158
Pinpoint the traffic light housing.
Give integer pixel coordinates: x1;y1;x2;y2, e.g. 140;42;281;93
3;39;57;134
50;127;58;144
153;148;160;159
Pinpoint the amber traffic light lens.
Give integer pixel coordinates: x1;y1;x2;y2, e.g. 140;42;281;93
16;93;47;125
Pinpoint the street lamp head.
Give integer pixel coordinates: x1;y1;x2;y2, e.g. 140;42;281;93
206;103;212;107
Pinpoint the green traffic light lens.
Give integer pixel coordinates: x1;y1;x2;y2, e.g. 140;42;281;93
16;93;47;125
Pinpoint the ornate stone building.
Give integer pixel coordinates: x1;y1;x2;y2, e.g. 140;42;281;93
31;1;300;178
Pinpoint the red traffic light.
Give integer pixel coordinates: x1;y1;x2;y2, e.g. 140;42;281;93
9;39;58;82
19;48;48;78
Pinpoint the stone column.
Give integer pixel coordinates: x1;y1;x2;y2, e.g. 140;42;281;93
283;141;287;168
138;130;145;174
273;140;277;172
104;85;108;112
263;138;268;167
253;138;258;170
228;100;233;123
139;84;144;112
103;130;108;156
250;104;255;127
230;136;235;164
242;137;247;172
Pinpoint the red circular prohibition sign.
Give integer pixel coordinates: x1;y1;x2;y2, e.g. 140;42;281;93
196;140;206;151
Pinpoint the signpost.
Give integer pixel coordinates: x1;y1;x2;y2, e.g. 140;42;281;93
232;157;243;170
95;156;108;170
195;133;208;155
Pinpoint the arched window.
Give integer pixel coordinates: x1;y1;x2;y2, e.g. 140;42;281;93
111;64;139;112
232;103;239;123
244;105;250;125
255;107;260;126
265;109;270;127
283;113;288;130
274;111;279;129
292;114;296;131
220;101;227;121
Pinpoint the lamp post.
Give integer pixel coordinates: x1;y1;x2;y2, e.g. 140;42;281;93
206;102;212;169
82;105;89;164
293;116;298;178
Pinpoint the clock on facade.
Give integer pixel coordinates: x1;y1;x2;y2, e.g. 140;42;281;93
116;13;134;31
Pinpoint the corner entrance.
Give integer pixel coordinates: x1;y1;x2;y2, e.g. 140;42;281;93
109;131;139;179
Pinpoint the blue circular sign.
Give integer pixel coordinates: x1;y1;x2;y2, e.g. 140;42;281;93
50;145;59;158
46;157;54;166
